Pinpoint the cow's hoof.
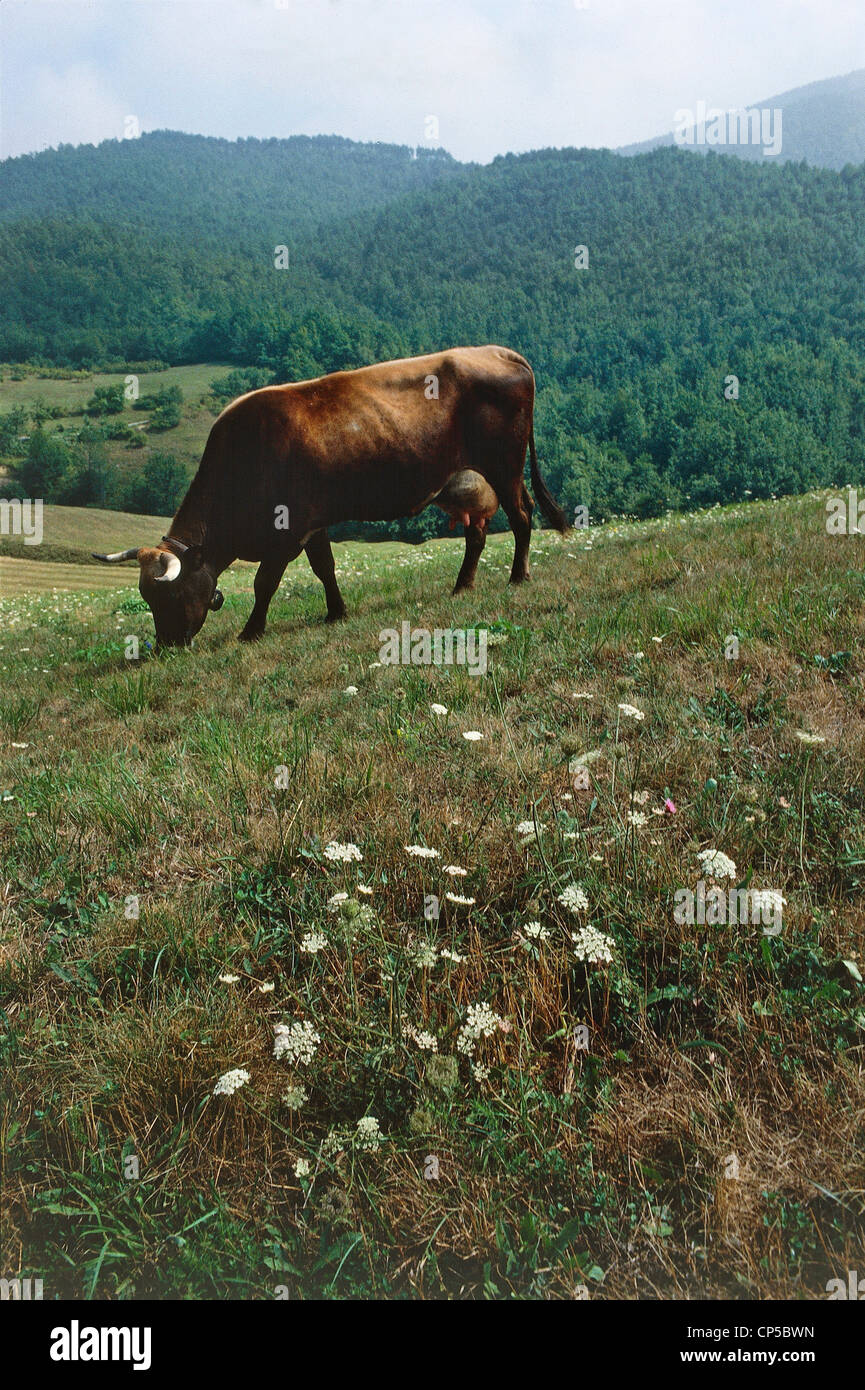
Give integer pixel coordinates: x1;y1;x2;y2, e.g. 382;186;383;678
325;607;347;623
452;582;474;595
238;626;265;643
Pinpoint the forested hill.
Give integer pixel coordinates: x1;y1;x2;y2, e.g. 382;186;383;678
4;132;865;521
618;69;865;168
0;131;462;242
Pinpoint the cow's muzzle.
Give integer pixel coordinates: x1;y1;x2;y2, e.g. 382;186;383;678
210;588;225;611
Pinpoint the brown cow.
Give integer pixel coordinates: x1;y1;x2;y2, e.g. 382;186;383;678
93;346;568;647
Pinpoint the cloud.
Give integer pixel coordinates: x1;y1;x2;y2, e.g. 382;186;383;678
2;61;127;156
1;0;864;162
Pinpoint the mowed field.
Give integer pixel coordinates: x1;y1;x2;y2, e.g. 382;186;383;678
0;506;175;591
1;494;864;1299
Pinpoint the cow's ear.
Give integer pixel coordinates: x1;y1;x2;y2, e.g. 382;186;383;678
183;544;205;571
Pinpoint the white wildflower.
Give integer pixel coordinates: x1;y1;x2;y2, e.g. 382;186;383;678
458;1002;504;1055
697;848;737;881
403;1022;439;1052
571;925;614;965
324;840;362;862
405;844;440;858
294;1158;311;1178
273;1020;321;1065
321;1129;344;1159
300;931;328;954
213;1068;250;1096
516;819;543;845
557;883;589;914
355;1116;383;1151
618;703;645;721
523;920;551;941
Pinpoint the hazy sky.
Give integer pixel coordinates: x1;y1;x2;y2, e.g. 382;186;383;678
2;0;865;163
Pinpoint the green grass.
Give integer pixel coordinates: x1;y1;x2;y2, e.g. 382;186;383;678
1;491;864;1299
0;363;233;414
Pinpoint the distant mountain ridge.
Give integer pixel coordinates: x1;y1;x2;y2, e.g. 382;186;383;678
5;95;865;528
617;69;865;169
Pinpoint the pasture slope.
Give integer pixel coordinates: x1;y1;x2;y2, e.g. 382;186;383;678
1;492;864;1300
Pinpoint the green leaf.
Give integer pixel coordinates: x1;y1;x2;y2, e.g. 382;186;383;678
645;984;691;1005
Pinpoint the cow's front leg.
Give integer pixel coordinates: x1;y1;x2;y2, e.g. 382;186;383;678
453;521;487;594
304;529;347;622
239;548;298;641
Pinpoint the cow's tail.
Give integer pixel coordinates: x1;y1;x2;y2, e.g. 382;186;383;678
528;424;570;533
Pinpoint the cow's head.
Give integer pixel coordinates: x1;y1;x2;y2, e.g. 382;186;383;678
92;538;224;648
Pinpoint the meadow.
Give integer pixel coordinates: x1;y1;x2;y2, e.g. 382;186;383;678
1;491;864;1299
0;364;235;495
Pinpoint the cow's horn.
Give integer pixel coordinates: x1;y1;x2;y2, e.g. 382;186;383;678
91;548;141;563
153;552;182;583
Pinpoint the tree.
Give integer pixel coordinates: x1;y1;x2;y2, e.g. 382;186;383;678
117;451;189;516
86;384;125;416
13;428;72;498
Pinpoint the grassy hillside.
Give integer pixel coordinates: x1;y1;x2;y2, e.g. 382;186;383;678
0;366;235;497
0;363;233;413
1;492;863;1299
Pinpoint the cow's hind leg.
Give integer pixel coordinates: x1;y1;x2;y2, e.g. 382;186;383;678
453;522;486;594
502;480;534;584
305;529;347;622
239;547;300;641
